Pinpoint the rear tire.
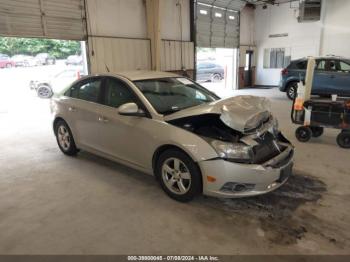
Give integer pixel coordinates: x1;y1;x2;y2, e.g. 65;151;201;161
37;85;53;99
155;149;202;202
211;73;222;82
286;82;298;100
296;126;312;143
337;131;350;149
54;120;79;156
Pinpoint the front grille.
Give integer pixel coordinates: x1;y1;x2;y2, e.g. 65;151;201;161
251;132;284;164
268;149;294;169
277;163;293;183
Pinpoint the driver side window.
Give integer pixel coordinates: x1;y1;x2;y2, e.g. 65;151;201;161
103;77;138;108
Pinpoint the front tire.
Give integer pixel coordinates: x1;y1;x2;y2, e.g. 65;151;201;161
286;82;298;100
155;149;202;202
55;120;79;156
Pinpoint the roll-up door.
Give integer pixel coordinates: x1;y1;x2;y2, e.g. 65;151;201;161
196;0;245;48
0;0;86;40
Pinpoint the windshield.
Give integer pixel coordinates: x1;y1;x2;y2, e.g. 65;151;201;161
134;77;219;115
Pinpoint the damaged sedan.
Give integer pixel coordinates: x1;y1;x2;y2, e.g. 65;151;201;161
49;71;294;202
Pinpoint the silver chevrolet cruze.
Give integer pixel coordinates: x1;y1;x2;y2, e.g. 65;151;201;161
49;71;294;202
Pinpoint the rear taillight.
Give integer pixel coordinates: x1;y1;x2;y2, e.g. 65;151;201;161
281;68;288;76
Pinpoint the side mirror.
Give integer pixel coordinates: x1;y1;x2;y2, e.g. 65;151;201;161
118;102;146;117
37;85;53;99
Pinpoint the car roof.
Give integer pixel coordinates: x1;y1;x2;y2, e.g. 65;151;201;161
293;56;348;62
109;70;180;81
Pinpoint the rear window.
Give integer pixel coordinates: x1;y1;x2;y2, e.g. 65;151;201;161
289;61;307;70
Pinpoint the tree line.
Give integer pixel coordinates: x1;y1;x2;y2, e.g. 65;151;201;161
0;37;81;59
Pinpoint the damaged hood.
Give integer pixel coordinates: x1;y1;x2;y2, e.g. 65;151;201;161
164;96;271;133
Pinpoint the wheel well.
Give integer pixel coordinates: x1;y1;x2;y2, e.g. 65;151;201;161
152;144;203;191
39;83;50;87
152;145;181;171
53;117;65;134
287;80;299;88
286;79;305;88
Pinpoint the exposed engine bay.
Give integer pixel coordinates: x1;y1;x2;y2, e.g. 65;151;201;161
168;114;242;143
168;113;293;165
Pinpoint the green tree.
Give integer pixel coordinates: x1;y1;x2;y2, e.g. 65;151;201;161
0;37;81;58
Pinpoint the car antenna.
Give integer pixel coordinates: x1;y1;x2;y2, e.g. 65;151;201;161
105;63;110;73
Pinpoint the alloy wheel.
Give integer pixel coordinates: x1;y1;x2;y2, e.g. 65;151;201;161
57;125;71;151
288;85;296;100
37;86;53;99
162;158;191;195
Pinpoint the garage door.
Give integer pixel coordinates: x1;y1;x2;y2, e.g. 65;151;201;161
0;0;86;40
196;0;245;48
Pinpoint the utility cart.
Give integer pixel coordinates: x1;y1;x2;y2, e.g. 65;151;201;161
291;97;350;148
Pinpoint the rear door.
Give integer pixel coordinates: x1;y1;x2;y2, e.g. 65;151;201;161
65;77;105;152
288;60;306;83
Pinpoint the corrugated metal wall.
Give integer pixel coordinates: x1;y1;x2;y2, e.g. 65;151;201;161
88;37;152;74
161;40;194;71
0;0;86;40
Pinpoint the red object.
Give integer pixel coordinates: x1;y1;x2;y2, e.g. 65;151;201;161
346;100;350;109
76;71;81;79
281;68;288;76
0;57;15;68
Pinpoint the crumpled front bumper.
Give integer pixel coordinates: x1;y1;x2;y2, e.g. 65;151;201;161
199;144;294;198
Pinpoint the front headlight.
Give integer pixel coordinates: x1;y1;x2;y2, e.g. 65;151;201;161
211;140;253;163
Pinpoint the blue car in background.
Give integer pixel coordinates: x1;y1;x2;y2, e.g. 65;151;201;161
279;56;350;100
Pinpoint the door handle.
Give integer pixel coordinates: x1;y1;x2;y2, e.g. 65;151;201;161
330;75;335;78
98;116;109;123
68;106;76;112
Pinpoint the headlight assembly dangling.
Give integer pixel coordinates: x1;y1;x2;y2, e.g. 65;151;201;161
211;140;253;163
271;117;279;136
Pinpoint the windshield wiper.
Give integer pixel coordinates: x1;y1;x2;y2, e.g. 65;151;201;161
161;109;181;115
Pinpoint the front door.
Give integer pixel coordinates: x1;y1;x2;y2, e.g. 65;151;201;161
332;60;350;96
96;77;153;169
313;59;335;94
